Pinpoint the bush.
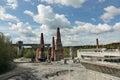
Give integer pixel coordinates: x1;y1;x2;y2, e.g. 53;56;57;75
64;47;69;58
23;49;36;58
0;32;16;74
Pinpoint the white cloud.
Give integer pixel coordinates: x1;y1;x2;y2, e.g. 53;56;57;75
6;0;18;9
24;0;31;2
25;4;70;29
0;6;19;23
100;6;120;23
69;21;113;34
9;21;120;46
0;25;9;31
4;33;11;37
61;21;120;46
9;22;36;37
2;3;119;46
91;18;96;22
41;0;85;8
113;22;120;30
98;0;106;2
24;10;34;17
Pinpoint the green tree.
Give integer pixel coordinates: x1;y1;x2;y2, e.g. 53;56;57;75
0;32;16;73
63;47;69;58
23;48;36;58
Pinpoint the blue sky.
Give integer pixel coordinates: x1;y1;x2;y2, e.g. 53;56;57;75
0;0;120;46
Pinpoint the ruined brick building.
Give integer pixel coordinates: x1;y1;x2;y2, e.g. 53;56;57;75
36;27;64;62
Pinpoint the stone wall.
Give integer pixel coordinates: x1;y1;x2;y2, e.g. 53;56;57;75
87;69;120;80
81;60;120;80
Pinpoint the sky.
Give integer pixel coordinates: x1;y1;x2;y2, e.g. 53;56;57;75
0;0;120;46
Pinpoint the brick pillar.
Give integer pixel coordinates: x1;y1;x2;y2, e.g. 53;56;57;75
96;38;99;49
55;27;64;61
51;36;55;61
40;33;45;60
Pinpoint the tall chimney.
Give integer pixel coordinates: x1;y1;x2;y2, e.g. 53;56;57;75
40;33;44;45
55;27;64;61
51;36;55;61
96;38;99;49
56;27;61;42
36;33;45;62
40;33;45;60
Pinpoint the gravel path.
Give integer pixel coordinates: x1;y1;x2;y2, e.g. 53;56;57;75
1;58;119;80
0;58;87;80
14;61;87;80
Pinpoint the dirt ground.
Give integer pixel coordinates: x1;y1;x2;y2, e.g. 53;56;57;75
1;58;119;80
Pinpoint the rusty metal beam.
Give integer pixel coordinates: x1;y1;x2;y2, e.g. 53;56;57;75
12;44;50;47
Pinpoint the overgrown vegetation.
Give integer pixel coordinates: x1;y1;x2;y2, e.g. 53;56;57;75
0;32;17;74
63;47;77;58
23;48;36;58
75;43;120;49
63;47;69;58
105;43;120;49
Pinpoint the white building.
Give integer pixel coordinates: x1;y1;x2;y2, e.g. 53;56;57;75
77;48;120;61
